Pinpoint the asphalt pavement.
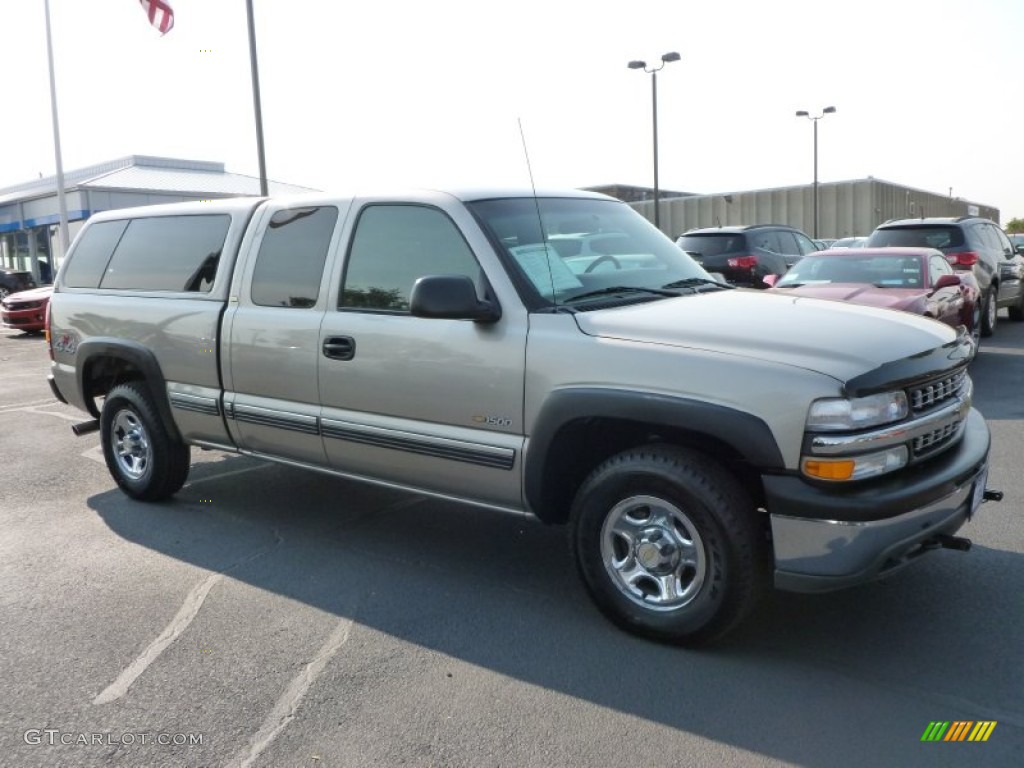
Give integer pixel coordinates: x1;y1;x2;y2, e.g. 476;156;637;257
0;319;1021;768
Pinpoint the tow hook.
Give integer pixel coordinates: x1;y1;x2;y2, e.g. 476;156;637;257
983;489;1004;503
71;419;100;436
935;534;972;552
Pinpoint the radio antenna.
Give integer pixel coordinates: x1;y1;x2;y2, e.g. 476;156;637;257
517;117;556;303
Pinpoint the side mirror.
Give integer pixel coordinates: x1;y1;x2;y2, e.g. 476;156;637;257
931;273;961;292
762;274;779;287
1015;244;1024;256
410;275;500;323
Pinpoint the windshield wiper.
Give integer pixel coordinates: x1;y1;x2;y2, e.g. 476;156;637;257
564;286;679;304
662;277;734;290
773;282;804;288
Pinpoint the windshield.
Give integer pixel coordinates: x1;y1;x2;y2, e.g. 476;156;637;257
776;254;924;288
467;197;711;307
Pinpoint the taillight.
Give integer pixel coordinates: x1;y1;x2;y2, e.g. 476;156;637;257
44;299;53;360
727;255;758;269
945;251;979;267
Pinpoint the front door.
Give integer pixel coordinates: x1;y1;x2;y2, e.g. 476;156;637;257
317;202;527;510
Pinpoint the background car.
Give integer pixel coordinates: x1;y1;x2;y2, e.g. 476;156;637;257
675;224;817;287
765;247;981;345
866;216;1024;336
0;269;36;301
0;285;52;334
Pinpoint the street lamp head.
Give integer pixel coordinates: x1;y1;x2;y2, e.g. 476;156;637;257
823;106;837;114
795;110;809;117
661;51;681;63
627;60;647;70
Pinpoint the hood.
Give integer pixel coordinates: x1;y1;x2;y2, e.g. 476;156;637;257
2;285;52;302
771;283;923;312
571;290;958;383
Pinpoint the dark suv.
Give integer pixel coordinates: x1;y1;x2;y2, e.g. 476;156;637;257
866;217;1024;336
675;224;819;288
0;269;36;301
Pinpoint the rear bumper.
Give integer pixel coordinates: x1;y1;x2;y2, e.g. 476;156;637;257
766;408;990;592
48;374;68;405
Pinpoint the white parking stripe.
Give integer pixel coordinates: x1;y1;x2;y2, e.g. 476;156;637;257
92;530;283;705
228;616;355;768
93;573;222;705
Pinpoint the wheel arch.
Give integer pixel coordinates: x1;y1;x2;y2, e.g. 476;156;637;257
524;388;784;524
77;338;181;442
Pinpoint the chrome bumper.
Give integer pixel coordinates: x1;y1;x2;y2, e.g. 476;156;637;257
771;461;988;593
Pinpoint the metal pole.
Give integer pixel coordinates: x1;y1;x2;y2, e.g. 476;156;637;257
812;118;819;238
652;70;660;230
245;0;269;196
44;0;70;258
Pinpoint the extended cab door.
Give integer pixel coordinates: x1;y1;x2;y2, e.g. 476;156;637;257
221;200;350;464
317;197;528;511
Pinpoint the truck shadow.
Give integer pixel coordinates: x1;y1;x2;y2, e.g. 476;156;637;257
90;454;1024;767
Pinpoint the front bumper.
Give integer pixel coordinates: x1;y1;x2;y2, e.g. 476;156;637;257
766;408;991;592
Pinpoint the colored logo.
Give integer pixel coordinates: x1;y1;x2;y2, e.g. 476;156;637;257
921;721;996;742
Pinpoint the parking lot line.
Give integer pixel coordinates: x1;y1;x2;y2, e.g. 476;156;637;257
229;615;356;768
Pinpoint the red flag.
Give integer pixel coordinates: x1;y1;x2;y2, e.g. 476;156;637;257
138;0;174;35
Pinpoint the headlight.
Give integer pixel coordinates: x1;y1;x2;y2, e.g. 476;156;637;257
806;391;908;432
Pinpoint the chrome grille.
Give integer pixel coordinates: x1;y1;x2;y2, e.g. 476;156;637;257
909;369;967;412
913;420;961;455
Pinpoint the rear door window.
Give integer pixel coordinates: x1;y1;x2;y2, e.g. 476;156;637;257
250;206;339;308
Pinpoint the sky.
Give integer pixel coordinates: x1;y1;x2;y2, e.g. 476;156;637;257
3;0;1022;220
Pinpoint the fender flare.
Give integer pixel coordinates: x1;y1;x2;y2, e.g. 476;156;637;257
76;338;182;443
524;387;785;521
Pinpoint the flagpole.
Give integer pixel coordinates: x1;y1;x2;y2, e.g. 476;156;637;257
245;0;269;196
44;0;71;257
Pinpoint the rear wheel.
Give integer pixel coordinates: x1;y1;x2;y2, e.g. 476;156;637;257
100;382;190;500
981;288;997;337
570;445;765;645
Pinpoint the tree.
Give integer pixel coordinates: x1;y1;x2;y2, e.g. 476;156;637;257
1006;217;1024;234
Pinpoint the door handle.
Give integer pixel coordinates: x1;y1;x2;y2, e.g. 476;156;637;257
323;336;356;361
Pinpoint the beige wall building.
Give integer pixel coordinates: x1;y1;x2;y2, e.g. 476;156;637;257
621;177;999;239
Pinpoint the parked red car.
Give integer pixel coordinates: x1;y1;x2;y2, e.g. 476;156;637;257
1;285;53;334
765;247;981;344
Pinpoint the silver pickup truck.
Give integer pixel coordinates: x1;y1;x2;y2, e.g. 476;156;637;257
46;189;997;644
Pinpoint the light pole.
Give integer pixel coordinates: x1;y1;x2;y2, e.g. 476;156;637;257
629;52;680;230
794;106;836;238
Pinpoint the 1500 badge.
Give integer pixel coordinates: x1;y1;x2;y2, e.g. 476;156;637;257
473;414;512;428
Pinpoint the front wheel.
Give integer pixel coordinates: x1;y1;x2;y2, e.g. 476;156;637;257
100;382;190;500
570;445;765;645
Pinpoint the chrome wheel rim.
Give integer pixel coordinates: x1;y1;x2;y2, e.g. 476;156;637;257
110;408;152;480
971;302;982;346
986;291;997;330
600;495;707;611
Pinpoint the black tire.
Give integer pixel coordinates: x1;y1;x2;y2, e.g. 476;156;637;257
1008;286;1024;322
100;382;190;501
570;445;765;645
981;287;997;337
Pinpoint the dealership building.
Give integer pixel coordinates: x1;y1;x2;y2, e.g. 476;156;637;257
1;159;1002;285
593;178;1000;240
0;155;315;284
